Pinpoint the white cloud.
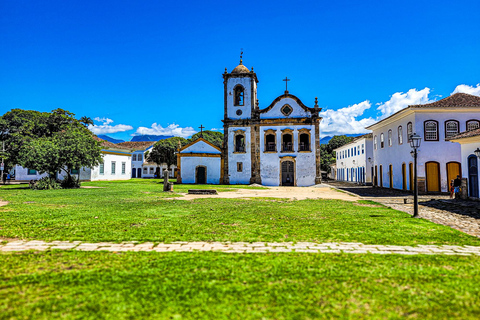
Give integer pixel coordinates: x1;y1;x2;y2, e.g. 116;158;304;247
376;88;432;119
134;123;197;138
210;128;224;132
94;117;114;125
89;117;134;135
320;100;376;136
451;83;480;97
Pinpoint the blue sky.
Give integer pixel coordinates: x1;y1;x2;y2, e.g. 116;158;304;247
1;0;479;141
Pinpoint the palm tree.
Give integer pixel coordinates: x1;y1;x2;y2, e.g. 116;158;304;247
79;116;94;127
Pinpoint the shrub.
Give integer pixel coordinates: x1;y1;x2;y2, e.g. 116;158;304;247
61;175;81;189
30;177;61;190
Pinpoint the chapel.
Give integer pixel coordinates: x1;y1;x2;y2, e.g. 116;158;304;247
177;55;323;186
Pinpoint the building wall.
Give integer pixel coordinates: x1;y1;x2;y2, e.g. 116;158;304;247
228;126;252;184
259;125;316;186
14;152;131;182
459;142;480;197
180;156;221;184
335;137;373;184
371;111;478;192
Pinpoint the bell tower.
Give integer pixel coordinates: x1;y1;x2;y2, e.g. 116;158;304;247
222;52;258;121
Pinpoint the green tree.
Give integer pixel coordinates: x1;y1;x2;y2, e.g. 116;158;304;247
147;137;189;174
320;135;354;172
0;109;102;186
188;130;224;148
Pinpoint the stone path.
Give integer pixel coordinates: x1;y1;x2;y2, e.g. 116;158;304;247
1;240;480;256
326;181;480;238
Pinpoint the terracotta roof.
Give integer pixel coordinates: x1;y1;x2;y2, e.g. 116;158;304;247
411;93;480;108
116;141;156;150
446;127;480;141
93;136;131;151
351;133;373;142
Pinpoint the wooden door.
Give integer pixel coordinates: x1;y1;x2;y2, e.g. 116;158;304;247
409;163;413;191
468;156;478;198
426;162;440;192
379;165;383;187
196;166;206;184
447;162;461;192
389;164;393;189
281;161;294;186
402;163;407;190
374;166;378;186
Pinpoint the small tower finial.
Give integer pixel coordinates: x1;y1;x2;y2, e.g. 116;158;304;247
315;97;318;107
240;48;243;64
225;67;227;74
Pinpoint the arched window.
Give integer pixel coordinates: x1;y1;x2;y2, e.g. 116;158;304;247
407;122;413;142
264;130;276;152
445;120;459;139
466;120;480;131
388;130;392;147
424;120;439;141
380;133;384;148
398;126;403;145
234;133;245;152
234;85;244;106
374;135;377;150
282;130;293;152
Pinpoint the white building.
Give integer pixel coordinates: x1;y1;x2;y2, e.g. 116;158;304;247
14;137;132;181
177;138;222;184
222;57;322;186
333;133;373;184
366;93;480;193
448;127;480;198
116;141;176;178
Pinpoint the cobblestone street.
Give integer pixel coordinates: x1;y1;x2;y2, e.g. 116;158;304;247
326;181;480;238
1;240;480;255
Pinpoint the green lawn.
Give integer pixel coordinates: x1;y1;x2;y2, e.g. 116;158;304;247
0;180;479;245
1;251;479;320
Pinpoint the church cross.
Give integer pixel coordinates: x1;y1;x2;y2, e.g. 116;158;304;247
199;124;205;138
283;77;290;93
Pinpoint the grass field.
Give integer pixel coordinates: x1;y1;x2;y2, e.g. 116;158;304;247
0;179;479;245
1;251;479;320
2;180;480;319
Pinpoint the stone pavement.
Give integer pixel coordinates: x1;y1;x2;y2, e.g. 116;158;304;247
326;181;480;238
1;240;480;256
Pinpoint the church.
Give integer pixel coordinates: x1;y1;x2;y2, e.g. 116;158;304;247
177;56;322;186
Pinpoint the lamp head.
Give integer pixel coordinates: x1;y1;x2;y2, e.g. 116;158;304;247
474;148;480;158
409;133;421;149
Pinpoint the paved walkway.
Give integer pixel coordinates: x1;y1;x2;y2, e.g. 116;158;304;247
1;240;480;256
326;181;480;238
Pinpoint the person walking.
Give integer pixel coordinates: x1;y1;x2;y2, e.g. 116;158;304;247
453;175;462;199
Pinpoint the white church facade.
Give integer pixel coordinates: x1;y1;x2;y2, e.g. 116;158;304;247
177;57;323;186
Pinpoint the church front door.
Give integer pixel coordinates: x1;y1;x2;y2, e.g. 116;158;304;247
196;166;206;184
281;161;294;186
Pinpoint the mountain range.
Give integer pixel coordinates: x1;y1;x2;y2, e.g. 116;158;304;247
320;134;363;145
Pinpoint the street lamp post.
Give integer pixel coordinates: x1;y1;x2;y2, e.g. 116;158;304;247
410;133;422;218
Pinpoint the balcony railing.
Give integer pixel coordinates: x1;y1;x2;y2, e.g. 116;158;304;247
265;142;276;151
235;145;245;152
282;142;293;152
299;143;310;151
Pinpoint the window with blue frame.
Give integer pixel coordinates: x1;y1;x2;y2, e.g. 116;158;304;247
27;169;37;175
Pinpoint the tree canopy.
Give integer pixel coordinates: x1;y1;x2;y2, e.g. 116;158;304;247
188;130;224;148
146;137;188;168
320;135;355;172
0;108;102;179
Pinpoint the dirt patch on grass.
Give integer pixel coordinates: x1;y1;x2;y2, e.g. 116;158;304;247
80;186;105;189
0;201;8;207
166;186;359;202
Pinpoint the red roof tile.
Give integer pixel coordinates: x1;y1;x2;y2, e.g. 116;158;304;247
93;136;131;151
447;127;480;141
411;93;480;108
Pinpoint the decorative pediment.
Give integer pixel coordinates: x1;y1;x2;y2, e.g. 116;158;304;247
259;94;318;119
179;138;222;154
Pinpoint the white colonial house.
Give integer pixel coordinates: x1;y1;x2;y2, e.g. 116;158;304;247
177;138;222;184
14;137;132;181
221;57;322;186
366;93;480;193
333;133;373;185
447;127;480;198
116;141;176;179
